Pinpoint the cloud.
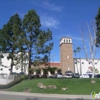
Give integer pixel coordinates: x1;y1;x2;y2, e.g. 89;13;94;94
32;0;64;12
41;15;60;28
42;2;64;12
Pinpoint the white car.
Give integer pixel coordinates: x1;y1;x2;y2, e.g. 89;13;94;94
56;73;63;78
63;74;72;78
80;74;89;78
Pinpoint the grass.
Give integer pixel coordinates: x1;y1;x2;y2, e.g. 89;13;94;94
8;78;100;95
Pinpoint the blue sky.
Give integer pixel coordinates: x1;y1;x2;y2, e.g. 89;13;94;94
0;0;100;62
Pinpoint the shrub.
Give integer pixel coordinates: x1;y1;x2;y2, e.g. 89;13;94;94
21;75;28;80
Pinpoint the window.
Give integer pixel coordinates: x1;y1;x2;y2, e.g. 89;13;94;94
66;39;68;43
95;62;97;65
82;62;84;64
0;68;3;71
75;62;77;64
89;62;91;64
78;61;80;63
69;39;70;43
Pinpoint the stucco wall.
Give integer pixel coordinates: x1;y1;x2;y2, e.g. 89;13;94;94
74;58;100;74
0;53;28;75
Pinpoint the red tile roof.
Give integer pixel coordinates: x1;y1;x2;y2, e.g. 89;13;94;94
48;62;60;67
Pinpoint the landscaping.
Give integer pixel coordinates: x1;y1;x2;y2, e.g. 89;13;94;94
7;78;100;95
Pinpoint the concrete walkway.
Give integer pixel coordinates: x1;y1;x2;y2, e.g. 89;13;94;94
0;90;92;100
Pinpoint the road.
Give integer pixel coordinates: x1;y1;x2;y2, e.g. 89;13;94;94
0;91;92;100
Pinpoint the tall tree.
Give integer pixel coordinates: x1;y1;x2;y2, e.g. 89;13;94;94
73;50;77;57
0;13;25;74
95;7;100;47
76;47;81;54
73;48;81;73
23;10;53;79
76;47;82;75
80;22;97;78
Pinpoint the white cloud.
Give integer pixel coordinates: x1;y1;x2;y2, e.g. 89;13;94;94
32;0;64;12
41;16;60;28
42;2;64;12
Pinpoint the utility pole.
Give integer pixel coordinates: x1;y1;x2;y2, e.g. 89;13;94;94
51;55;55;67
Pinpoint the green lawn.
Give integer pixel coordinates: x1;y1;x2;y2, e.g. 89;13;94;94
8;78;100;95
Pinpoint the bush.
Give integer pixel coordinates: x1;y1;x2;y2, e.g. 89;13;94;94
0;78;23;89
21;75;28;80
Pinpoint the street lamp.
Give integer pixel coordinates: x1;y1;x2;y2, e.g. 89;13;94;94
51;55;55;67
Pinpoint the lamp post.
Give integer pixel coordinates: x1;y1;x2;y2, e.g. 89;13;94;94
51;55;55;67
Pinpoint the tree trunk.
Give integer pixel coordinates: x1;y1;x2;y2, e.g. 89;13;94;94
28;51;31;79
10;58;13;75
91;59;95;78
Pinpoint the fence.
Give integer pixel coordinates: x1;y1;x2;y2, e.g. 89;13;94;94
0;75;14;85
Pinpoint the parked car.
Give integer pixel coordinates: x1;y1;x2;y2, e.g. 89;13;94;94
18;72;25;76
73;73;80;78
63;73;72;78
52;74;57;78
94;74;100;78
80;74;89;78
56;73;63;78
65;71;73;75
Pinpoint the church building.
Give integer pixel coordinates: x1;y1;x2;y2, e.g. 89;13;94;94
0;37;100;75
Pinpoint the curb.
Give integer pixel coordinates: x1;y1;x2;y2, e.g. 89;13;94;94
0;91;92;99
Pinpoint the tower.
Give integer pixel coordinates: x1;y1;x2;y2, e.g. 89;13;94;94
60;37;74;74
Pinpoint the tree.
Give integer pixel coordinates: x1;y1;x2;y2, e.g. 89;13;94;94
95;7;100;47
80;22;97;78
73;47;81;74
0;13;25;74
76;47;81;54
76;47;82;75
73;50;77;57
22;10;53;79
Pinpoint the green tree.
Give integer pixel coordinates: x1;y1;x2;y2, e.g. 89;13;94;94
73;47;82;74
95;7;100;47
76;47;81;54
23;10;53;79
0;13;25;74
73;50;77;57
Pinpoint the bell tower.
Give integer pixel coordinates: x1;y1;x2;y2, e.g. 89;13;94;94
60;37;74;74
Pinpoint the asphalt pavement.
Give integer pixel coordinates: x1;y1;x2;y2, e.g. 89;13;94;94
0;90;93;100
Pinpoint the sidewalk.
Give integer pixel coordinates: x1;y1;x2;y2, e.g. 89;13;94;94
0;90;92;99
